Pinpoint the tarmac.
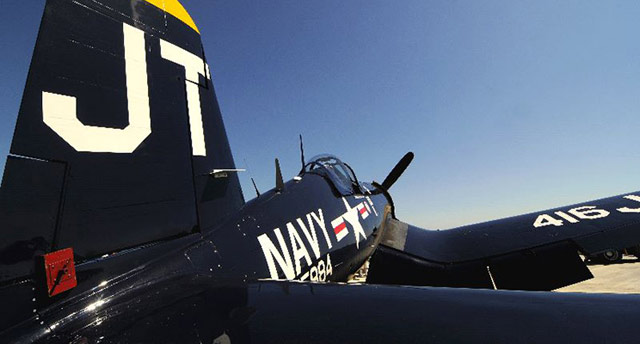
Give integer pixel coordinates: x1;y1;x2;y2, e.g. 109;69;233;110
556;257;640;294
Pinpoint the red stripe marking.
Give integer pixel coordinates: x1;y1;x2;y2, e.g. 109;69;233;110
359;207;367;214
334;222;346;234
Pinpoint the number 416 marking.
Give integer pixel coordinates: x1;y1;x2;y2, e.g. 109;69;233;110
533;195;640;228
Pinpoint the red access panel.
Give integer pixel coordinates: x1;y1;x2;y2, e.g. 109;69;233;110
43;248;77;297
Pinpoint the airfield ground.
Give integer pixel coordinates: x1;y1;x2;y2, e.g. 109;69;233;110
557;257;640;294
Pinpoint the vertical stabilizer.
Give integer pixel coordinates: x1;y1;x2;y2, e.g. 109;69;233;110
0;0;243;286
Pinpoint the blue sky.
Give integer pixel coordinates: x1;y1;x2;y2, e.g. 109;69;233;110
2;1;640;228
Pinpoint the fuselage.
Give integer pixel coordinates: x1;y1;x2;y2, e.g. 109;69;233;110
205;172;391;283
3;169;392;340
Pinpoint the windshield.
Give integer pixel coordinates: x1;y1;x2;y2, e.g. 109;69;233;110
304;154;360;195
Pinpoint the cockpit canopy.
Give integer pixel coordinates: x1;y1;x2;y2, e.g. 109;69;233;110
303;154;360;195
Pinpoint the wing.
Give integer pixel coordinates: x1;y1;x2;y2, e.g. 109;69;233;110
367;192;640;290
6;279;640;343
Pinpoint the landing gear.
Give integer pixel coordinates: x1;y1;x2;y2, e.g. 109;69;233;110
584;245;640;264
599;249;623;264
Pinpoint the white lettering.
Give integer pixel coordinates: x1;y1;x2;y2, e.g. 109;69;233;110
317;259;326;281
617;195;640;213
43;23;151;153
257;228;295;280
554;211;579;223
533;214;563;228
302;255;332;282
298;216;321;259
310;209;332;249
309;266;318;282
287;222;312;276
160;37;208;156
568;206;609;220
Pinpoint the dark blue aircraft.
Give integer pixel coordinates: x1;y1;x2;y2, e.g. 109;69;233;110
2;0;640;342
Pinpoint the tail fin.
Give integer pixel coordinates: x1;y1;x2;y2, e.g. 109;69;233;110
0;0;243;282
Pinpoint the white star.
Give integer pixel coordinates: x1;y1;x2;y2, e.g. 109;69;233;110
341;198;367;249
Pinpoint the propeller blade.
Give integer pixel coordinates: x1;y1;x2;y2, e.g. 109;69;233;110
381;152;414;190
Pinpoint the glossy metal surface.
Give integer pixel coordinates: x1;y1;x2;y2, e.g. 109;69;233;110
8;279;640;343
3;1;640;343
